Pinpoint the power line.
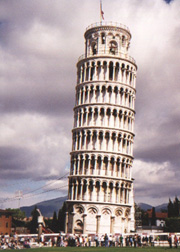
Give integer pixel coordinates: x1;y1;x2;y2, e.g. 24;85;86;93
22;172;68;197
0;184;68;204
0;173;69;205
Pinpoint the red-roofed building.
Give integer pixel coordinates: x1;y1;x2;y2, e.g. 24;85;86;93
147;209;168;227
0;210;12;235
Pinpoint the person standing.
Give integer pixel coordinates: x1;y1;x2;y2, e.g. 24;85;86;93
174;235;178;248
104;233;109;247
94;234;99;247
120;235;123;247
168;234;172;248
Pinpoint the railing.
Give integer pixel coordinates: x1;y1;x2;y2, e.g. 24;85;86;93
78;51;136;64
85;21;130;33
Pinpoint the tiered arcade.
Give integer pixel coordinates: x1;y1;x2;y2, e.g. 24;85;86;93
66;21;137;235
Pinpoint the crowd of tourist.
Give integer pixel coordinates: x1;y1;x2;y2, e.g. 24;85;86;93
0;232;179;249
64;234;154;247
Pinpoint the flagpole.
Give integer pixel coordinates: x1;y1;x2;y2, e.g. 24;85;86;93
100;0;104;24
100;0;102;24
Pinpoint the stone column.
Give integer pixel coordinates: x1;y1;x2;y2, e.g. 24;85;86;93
87;157;90;175
105;63;109;81
95;157;98;175
114;136;118;152
116;186;119;203
96;215;101;234
74;134;77;151
122;217;125;234
65;212;68;233
84;182;88;200
87;87;90;103
124;188;127;204
113;65;116;81
94;61;97;80
88;65;91;81
83;214;87;234
79;182;82;200
122;91;125;106
127;188;130;204
69;184;72;200
112;184;116;203
71;212;75;234
75;183;78;200
92;181;96;201
106;158;109;176
70;184;73;200
120;188;124;203
110;216;115;234
82;182;85;200
77;158;80;174
80;66;83;83
100;63;103;80
84;67;87;82
82;158;85;175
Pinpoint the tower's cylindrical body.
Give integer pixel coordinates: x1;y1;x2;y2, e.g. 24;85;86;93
66;22;137;235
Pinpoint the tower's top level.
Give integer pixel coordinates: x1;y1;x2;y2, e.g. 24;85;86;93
84;21;132;58
85;21;131;36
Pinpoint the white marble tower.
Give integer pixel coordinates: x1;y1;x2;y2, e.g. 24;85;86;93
66;21;137;235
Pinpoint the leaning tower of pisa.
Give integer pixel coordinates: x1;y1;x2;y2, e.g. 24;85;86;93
66;21;137;235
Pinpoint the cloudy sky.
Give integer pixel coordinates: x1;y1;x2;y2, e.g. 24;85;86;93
0;0;179;209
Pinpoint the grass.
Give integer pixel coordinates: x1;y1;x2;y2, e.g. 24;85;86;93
7;247;180;252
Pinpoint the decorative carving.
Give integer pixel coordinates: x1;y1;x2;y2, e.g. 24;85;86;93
102;208;111;215
75;219;83;228
125;208;130;217
75;205;84;214
88;207;98;215
115;208;123;217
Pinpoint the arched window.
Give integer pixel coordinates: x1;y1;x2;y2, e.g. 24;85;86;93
109;62;113;80
90;62;95;81
122;35;126;46
97;61;101;80
109;41;118;55
115;62;119;81
97;156;102;172
101;33;105;44
99;131;103;149
92;43;97;55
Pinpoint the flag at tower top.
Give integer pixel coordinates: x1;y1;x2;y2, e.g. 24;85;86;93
100;0;104;22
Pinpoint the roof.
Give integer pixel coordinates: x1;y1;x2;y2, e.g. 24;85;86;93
0;209;13;214
147;209;168;219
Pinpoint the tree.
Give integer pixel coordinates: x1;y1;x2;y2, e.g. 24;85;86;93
58;202;67;232
29;206;39;234
135;203;142;227
52;211;58;232
141;210;149;226
165;218;180;232
174;197;179;217
151;207;156;226
168;197;180;218
168;199;175;217
6;208;25;220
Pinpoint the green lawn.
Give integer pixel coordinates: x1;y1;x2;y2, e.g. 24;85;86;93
8;247;180;252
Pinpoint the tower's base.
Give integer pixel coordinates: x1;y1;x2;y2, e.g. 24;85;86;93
65;201;135;235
